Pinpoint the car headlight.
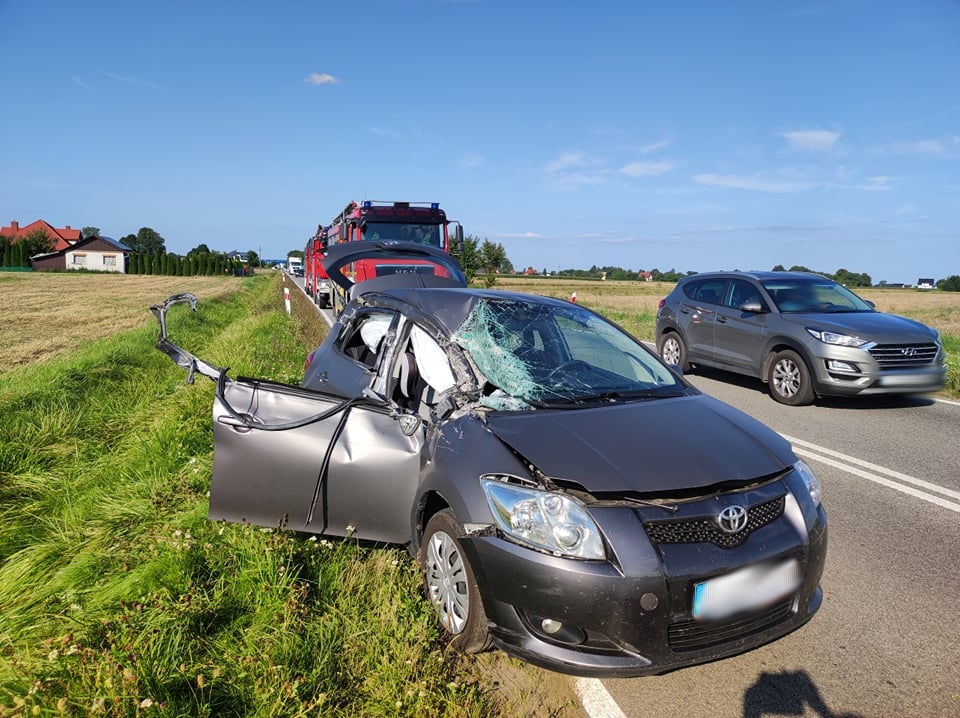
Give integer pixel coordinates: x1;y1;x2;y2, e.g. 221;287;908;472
794;459;822;508
805;327;869;348
480;477;605;560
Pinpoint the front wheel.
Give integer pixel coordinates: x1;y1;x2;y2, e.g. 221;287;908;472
768;349;815;406
658;332;690;373
419;510;491;653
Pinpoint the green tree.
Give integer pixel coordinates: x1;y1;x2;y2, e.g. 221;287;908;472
450;234;481;284
479;239;508;288
81;226;100;239
833;268;872;288
246;250;260;268
21;227;55;258
188;243;211;256
937;275;960;291
126;227;165;255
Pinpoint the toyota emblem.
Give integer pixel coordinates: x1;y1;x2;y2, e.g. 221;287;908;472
717;505;749;534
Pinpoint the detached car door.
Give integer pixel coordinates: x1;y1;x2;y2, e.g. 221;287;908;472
210;378;423;544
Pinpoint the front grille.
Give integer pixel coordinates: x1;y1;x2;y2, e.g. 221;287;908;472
869;343;939;369
644;495;785;549
668;599;793;651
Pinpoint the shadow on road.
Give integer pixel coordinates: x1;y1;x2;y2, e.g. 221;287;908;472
688;366;941;411
743;670;865;718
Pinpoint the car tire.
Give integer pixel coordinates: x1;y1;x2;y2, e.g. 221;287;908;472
658;332;691;373
768;349;815;406
419;509;492;653
317;296;329;309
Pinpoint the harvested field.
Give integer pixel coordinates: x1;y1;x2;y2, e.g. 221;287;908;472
0;272;248;369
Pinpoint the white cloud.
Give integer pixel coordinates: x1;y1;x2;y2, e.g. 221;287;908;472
859;176;895;192
693;173;816;193
620;161;674;178
369;127;401;139
544;152;588;173
460;153;484;168
73;76;92;89
779;129;840;152
499;232;543;239
640;139;670;154
101;70;160;89
304;72;338;86
894;203;916;215
878;136;960;157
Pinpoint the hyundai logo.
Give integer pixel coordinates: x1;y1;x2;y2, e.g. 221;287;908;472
717;505;749;534
901;347;917;357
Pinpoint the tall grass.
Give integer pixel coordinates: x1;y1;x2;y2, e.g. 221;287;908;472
0;276;496;716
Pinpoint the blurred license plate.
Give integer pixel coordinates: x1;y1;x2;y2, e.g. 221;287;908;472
693;559;801;621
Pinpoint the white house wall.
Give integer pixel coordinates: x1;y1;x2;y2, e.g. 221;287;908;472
65;250;126;273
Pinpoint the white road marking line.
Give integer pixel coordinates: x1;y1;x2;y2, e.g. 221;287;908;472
782;435;960;514
575;678;628;718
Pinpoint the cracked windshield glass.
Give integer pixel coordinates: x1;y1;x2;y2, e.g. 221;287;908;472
452;298;683;409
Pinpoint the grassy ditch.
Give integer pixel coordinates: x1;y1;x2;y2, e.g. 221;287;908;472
0;274;521;716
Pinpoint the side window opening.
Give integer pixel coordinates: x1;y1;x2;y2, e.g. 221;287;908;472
339;312;394;369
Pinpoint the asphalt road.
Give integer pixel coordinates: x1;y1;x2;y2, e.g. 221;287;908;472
596;369;960;718
290;274;959;717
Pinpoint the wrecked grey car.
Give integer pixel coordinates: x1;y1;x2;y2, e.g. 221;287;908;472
153;241;827;677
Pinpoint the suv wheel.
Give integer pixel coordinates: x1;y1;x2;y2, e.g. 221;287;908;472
768;350;815;406
658;332;690;373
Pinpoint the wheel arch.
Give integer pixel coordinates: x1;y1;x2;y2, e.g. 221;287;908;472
761;337;815;383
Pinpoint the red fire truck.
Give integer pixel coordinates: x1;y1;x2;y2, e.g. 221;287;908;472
303;224;332;309
327;200;463;314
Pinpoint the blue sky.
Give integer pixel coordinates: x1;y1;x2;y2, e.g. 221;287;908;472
1;1;958;285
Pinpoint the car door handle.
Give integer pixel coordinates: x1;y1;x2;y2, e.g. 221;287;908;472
717;316;728;323
217;414;257;432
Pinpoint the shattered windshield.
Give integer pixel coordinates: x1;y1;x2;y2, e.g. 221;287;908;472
452;298;683;410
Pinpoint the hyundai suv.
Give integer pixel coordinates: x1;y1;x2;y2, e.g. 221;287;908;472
655;271;947;406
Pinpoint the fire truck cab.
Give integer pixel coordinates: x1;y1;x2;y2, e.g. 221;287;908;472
327;200;464;314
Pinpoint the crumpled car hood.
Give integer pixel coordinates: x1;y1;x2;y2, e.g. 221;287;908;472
780;311;939;343
483;395;794;494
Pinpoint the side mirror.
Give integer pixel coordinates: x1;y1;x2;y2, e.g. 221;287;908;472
453;224;464;253
740;301;765;313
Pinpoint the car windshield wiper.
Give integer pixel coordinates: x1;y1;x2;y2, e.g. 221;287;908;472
533;388;677;408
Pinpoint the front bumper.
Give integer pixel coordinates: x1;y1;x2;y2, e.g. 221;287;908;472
807;344;947;398
460;490;827;677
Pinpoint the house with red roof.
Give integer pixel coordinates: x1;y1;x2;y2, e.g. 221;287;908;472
1;219;82;252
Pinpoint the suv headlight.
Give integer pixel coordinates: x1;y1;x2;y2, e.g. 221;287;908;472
806;327;869;348
481;477;605;559
794;459;822;508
